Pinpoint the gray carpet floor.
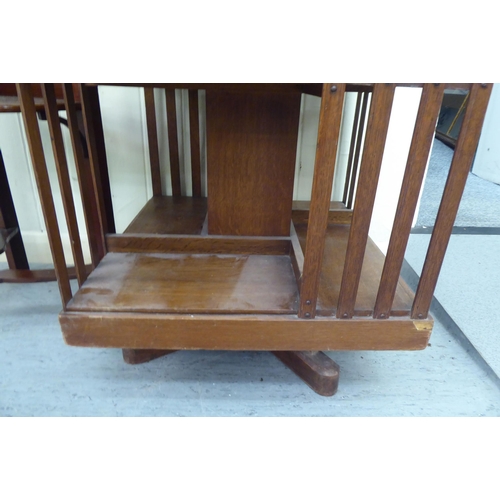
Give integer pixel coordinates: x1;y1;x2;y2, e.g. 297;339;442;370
416;140;500;227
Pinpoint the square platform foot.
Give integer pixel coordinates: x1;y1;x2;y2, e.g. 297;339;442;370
272;351;340;396
122;349;177;365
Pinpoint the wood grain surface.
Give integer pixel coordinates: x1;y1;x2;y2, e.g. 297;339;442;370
206;90;301;236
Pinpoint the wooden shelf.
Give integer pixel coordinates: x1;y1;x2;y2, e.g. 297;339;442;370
67;252;299;315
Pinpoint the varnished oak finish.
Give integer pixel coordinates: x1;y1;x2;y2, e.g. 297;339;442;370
272;351;340;396
124;196;207;235
291;201;352;225
295;224;414;316
107;234;291;255
144;88;163;196
299;84;346;318
66;252;299;315
60;312;432;351
0;265;93;284
337;84;395;319
206;90;301;236
189;90;202;198
165;89;182;197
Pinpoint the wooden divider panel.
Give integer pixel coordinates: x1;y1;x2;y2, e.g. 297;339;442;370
206;90;301;236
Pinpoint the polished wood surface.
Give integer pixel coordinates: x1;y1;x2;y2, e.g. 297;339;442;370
124;196;207;235
107;234;291;255
337;84;395;319
412;83;493;319
299;84;346;318
17;83;72;308
60;311;432;351
67;252;299;315
291;201;352;225
206;90;301;236
374;84;444;319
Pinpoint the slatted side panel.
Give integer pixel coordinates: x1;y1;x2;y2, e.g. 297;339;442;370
62;83;104;267
336;84;395;319
373;83;445;319
42;83;87;287
16;83;72;308
411;83;493;319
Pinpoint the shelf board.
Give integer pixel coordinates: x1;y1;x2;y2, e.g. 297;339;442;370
67;252;299;315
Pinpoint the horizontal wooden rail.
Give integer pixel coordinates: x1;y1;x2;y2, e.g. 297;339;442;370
106;233;291;255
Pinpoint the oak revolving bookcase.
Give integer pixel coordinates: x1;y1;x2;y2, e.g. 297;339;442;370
15;83;492;396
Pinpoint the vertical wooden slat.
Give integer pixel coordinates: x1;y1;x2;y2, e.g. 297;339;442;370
373;84;445;319
42;83;87;287
79;84;113;246
336;84;395;319
80;84;115;235
347;92;370;209
144;87;162;197
16;83;72;308
165;89;182;197
298;83;346;319
62;83;103;267
189;89;202;198
0;149;29;269
411;83;492;319
342;92;362;205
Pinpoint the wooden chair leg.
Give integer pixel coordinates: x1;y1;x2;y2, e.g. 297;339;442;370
272;351;340;396
122;349;177;365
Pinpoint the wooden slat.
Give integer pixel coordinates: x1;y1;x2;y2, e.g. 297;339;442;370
60;311;432;352
106;233;291;255
42;83;87;287
63;83;104;266
342;92;362;204
411;83;493;319
144;87;162;196
289;222;304;286
165;89;182;197
79;84;115;235
336;84;395;319
374;83;445;319
16;83;72;308
298;83;346;318
189;89;202;198
0;150;29;269
347;91;370;209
